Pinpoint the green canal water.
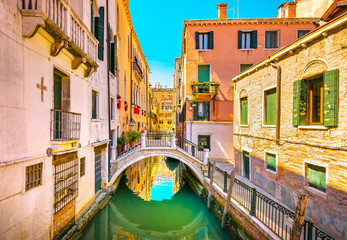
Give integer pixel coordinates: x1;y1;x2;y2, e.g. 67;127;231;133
81;157;237;240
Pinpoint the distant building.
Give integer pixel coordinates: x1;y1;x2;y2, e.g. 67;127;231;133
152;84;174;132
232;7;347;240
173;58;183;137
177;3;318;163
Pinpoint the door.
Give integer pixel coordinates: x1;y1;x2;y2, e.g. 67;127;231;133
95;149;102;192
243;151;250;179
54;73;62;139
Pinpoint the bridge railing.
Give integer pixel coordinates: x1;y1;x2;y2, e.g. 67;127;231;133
176;135;204;163
116;135;141;159
146;131;171;147
209;163;335;240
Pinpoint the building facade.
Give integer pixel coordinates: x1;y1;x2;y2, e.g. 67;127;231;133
232;9;347;240
0;0;149;239
173;57;183;137
152;85;174;132
177;3;318;162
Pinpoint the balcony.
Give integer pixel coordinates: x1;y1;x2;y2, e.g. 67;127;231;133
50;109;81;141
133;61;143;81
191;82;219;98
19;0;98;77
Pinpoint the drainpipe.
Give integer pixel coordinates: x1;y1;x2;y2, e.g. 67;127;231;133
270;62;281;144
106;0;111;180
130;29;133;125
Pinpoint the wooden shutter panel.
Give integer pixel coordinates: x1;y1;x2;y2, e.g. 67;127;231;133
241;98;248;125
293;80;307;126
251;30;257;49
110;42;115;74
293;80;300;126
238;31;242;49
195;32;199;49
96;7;104;61
323;69;339;127
193;101;198;120
208;31;214;49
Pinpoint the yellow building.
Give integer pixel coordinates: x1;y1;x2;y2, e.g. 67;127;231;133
116;0;150;135
149;85;159;131
152;84;174;132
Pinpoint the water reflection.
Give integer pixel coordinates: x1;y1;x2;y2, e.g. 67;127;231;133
81;157;236;240
125;156;184;201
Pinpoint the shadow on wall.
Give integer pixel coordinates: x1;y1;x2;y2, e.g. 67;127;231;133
233;148;347;240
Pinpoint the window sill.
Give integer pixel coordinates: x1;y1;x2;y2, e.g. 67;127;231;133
264;48;279;50
298;125;327;130
262;125;276;128
265;168;277;174
239;48;255;51
92;118;101;122
240;124;249;127
197;49;211;52
305;185;327;199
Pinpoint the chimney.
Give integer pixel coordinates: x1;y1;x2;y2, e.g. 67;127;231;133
217;3;228;19
165;85;167;88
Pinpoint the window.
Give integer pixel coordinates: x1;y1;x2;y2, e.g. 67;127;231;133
195;31;214;50
238;31;257;49
80;157;85;177
95;7;105;60
306;163;326;192
265;31;278;48
240;97;248;125
25;163;42;191
92;90;98;119
266;153;276;172
240;64;253;72
242;151;250;179
264;88;276;125
111;98;115;119
298;30;310;39
193;102;210;121
293;70;339;127
198;135;210;151
198;65;210;92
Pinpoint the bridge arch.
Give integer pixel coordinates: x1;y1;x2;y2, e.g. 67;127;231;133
110;148;205;185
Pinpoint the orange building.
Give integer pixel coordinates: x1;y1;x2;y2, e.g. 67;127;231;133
152;84;174;132
177;3;318;162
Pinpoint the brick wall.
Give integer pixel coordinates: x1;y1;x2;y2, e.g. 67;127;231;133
233;20;347;239
53;200;75;238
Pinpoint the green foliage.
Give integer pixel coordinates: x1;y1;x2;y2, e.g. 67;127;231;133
190;81;220;87
125;130;140;143
117;135;126;145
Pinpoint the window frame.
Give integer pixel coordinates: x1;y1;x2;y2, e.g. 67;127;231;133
193;101;210;121
265;30;279;49
297;30;310;39
241;148;252;180
263;86;277;127
92;90;99;119
307;77;323;126
80;157;86;177
241;31;252;49
240;64;253;73
303;159;328;196
198;135;211;151
111;98;115;120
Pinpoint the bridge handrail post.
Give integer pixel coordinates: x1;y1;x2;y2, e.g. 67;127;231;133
141;131;146;148
170;132;176;148
203;148;209;165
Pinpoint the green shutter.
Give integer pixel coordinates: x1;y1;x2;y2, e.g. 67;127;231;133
241;98;248;125
195;32;199;49
238;31;242;49
267;153;276;172
96;7;104;61
266;88;276;125
251;30;257;49
293;80;307;126
323;69;339;127
110;42;115;74
198;65;210;89
208;31;214;49
193;102;198;121
307;164;326;192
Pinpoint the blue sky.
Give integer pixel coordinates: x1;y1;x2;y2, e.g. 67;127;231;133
129;0;285;88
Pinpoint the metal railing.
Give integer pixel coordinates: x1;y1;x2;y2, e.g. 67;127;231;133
176;135;204;162
116;135;141;159
50;109;81;140
191;82;219;95
133;61;143;79
146;131;170;147
208;163;335;240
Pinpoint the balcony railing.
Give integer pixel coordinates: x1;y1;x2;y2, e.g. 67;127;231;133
51;109;81;141
191;82;219;97
133;61;143;80
20;0;98;77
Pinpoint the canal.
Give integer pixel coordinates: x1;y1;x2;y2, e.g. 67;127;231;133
81;156;237;239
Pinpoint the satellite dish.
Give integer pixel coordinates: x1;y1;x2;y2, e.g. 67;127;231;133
46;148;53;157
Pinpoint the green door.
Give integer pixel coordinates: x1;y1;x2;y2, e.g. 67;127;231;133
198;65;210;91
95;150;102;192
243;152;250;179
53;74;62;139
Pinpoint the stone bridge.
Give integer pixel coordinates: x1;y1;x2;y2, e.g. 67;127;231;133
110;131;209;184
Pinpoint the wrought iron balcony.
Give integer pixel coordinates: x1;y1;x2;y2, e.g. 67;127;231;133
133;61;143;81
19;0;98;77
191;82;219;97
51;109;81;141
